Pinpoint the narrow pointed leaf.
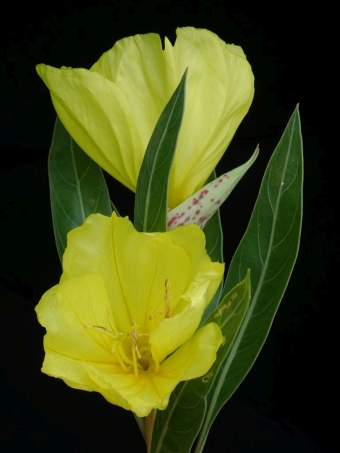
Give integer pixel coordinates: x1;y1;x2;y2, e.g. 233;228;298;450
167;147;258;230
48;116;114;261
195;106;303;452
150;272;251;453
201;170;224;322
134;70;187;233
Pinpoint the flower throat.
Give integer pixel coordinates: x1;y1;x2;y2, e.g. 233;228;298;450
85;279;171;376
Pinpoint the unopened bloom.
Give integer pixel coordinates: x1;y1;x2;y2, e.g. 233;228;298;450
36;213;224;417
36;27;254;209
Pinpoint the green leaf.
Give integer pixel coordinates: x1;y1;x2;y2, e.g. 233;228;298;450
134;70;187;233
150;383;206;453
201;171;224;323
48;116;115;261
195;106;303;452
150;272;251;453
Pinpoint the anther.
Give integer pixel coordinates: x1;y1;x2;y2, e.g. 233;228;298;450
132;322;141;359
84;324;123;340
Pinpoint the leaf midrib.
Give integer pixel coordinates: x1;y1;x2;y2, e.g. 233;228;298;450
143;88;181;230
195;112;299;452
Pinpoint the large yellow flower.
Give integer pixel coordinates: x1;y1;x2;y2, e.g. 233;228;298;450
36;27;254;209
36;213;224;417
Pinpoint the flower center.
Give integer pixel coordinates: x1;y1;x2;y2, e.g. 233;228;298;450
85;279;171;377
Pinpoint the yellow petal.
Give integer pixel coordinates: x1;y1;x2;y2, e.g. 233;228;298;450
60;213;132;331
91;33;175;151
167;28;254;207
36;64;143;191
61;213;189;332
150;280;213;362
36;274;114;361
62;213;223;334
164;223;224;298
108;222;192;332
36;274;123;401
159;322;222;380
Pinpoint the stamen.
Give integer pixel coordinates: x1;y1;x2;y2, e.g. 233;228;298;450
114;348;129;371
149;279;171;320
132;343;138;377
164;279;170;318
84;324;123;341
85;324;134;371
117;343;135;367
132;322;142;359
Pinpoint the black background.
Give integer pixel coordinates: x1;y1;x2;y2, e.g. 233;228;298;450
1;3;330;452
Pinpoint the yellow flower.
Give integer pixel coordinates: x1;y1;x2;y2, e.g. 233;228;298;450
36;27;254;209
36;213;224;417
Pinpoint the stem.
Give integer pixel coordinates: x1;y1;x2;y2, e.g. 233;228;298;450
133;413;146;440
145;409;156;452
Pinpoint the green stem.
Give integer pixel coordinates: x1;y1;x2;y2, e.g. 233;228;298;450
145;409;156;452
133;414;145;440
